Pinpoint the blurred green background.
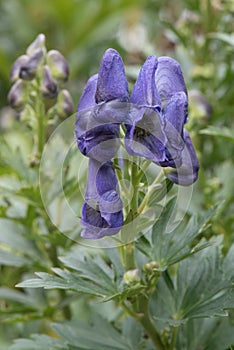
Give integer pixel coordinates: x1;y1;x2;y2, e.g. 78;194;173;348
0;0;234;348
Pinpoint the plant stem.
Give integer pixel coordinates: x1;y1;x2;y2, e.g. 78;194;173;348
169;326;178;350
137;170;165;214
35;81;46;156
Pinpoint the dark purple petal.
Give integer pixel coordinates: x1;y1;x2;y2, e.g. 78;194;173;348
166;130;199;186
81;159;123;239
125;107;166;163
155;57;187;103
160;91;188;166
76;124;120;162
130;55;161;109
95;48;129;103
77;74;98;112
94;100;130;124
81;202;123;239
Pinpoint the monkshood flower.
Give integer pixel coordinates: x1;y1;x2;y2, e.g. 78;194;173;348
125;55;199;185
75;48;129;162
81;159;123;239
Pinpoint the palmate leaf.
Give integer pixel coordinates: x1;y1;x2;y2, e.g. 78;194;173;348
17;249;124;300
151;238;234;325
176;316;234;350
0;219;43;267
136;198;216;270
10;315;152;350
9;334;68;350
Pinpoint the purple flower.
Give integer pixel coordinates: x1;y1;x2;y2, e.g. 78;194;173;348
166;130;199;186
81;159;123;239
125;55;199;185
124;56;166;163
75;48;129;162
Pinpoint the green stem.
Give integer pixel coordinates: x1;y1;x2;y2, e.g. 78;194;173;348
169;327;178;350
137;170;165;214
138;296;165;350
123;242;135;270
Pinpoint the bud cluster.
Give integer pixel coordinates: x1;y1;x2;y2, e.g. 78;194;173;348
8;34;73;119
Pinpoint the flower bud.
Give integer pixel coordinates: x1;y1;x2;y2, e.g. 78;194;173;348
41;65;58;99
124;269;141;285
56;89;74;118
10;55;28;83
47;50;69;83
143;261;159;273
19;49;44;81
26;33;46;55
8;79;27;112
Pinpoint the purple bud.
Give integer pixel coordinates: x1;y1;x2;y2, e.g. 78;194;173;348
56;89;74;118
41;65;58;99
26;33;46;55
19;49;44;81
47;50;69;83
10;55;28;83
8;79;27;112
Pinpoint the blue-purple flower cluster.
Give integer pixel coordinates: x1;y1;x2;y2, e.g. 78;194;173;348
75;49;199;239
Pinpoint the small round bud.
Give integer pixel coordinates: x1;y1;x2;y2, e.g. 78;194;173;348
143;261;159;273
56;89;74;118
19;49;44;81
41;65;58;99
47;50;69;83
10;55;29;83
8;79;27;112
26;33;46;56
124;269;141;285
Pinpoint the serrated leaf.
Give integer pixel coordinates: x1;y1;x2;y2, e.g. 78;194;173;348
149;203;218;270
9;334;67;350
53;317;135;350
152;238;234;325
177;317;234;350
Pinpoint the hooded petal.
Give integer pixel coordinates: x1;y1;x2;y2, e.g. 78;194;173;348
166;130;199;186
77;74;98;112
125;56;166;162
130;55;161;109
125;108;166;162
155;57;187;104
160;91;188;166
95;48;129;103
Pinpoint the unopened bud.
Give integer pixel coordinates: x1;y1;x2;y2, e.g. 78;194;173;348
41;65;58;99
8;79;27;112
124;269;141;285
26;33;46;55
56;89;74;118
19;49;44;81
143;261;159;273
10;55;28;83
47;50;69;83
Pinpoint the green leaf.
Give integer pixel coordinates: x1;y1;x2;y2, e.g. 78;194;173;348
17;249;122;300
152;238;234;325
9;334;68;350
53;317;136;350
200;126;234;143
0;250;30;267
149;200;217;270
177;317;234;350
